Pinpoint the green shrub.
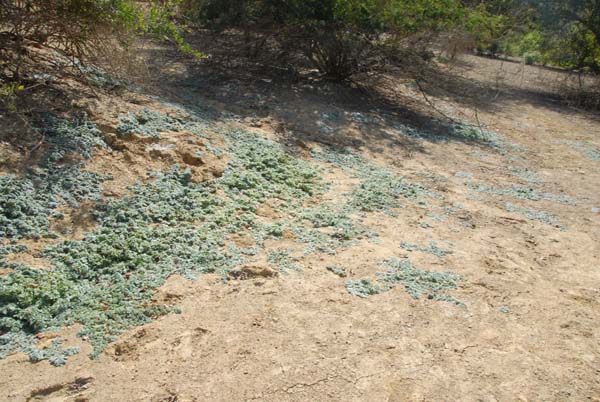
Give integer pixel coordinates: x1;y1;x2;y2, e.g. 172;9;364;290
523;52;540;65
0;0;202;95
187;0;465;79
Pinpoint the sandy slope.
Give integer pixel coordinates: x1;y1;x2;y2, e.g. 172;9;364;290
1;55;599;402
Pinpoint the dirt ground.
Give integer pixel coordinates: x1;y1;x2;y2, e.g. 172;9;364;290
1;53;599;402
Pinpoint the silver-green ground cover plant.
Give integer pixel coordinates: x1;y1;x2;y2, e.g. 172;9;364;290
346;257;463;305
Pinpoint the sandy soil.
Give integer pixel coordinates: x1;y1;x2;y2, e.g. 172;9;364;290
1;54;599;402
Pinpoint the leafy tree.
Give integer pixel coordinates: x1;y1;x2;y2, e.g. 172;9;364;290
533;0;600;71
185;0;465;79
0;0;200;81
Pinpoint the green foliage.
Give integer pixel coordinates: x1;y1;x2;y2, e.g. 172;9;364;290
221;129;326;209
41;114;106;163
326;265;348;277
0;0;203;102
267;250;302;274
346;278;387;297
0;115;110;241
350;168;432;214
145;0;206;57
394;120;528;156
377;257;463;304
299;204;375;240
533;0;600;71
505;203;564;229
465;1;531;57
314;146;435;215
76;62;127;90
471;0;600;72
563;140;600;161
0;83;24;111
187;0;465;78
466;182;578;205
0;115;343;362
0;175;57;240
117;109;185;138
0;103;468;365
400;240;453;257
0;333;80;367
510;167;543;184
346;257;463;305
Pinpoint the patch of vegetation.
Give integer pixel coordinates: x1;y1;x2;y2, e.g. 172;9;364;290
505;203;564;229
466;182;577;205
77;62;126;90
0;333;80;367
350;168;432;214
563;140;600;161
311;145;365;172
377;257;464;305
96;169;228;226
117;109;185;138
314;146;435;215
41;114;106;163
0;107;448;365
1;117;347;364
267;250;301;274
346;278;388;298
400;240;453;258
37;165;112;208
252;202;378;256
1;115;110;243
326;265;347;277
188;0;464;80
221;129;326;211
1;168;254;361
444;203;464;215
448;123;502;143
510;167;543;184
396;121;527;155
0;175;58;240
299;204;376;241
347;257;463;305
288;225;363;256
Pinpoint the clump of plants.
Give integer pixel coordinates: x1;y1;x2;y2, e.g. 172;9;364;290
0;115;110;242
0;107;443;366
350;168;433;214
40;114;107;163
0;116;342;364
210;130;328;235
347;257;463;305
314;146;436;215
117;109;185;138
563;140;600;162
505;203;564;229
0;333;80;367
299;204;376;241
76;62;126;90
346;278;387;298
466;182;577;205
400;240;453;258
326;265;347;277
267;250;302;274
0;175;58;240
510;167;543;184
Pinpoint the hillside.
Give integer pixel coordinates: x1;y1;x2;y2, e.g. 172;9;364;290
1;51;599;401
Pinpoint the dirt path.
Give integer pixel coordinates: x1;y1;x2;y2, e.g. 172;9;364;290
1;56;599;402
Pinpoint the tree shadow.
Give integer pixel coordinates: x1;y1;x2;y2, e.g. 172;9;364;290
133;42;518;161
415;54;600;121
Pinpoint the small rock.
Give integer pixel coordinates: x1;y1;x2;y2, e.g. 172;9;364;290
230;264;278;280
